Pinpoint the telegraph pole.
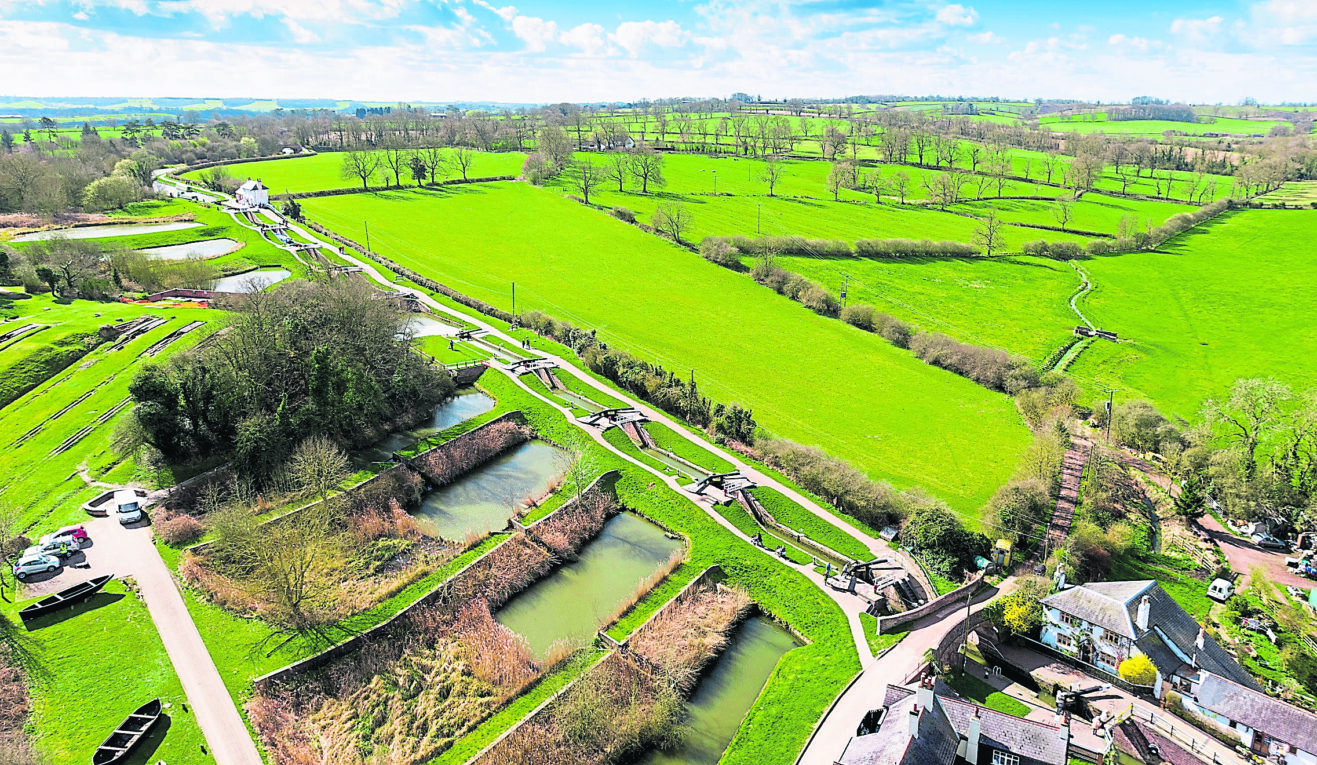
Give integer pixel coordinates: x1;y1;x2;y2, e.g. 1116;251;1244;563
1101;387;1119;443
511;282;516;323
840;273;849;308
757;202;762;234
364;220;371;253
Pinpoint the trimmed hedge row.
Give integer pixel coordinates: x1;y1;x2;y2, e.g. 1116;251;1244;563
705;235;981;260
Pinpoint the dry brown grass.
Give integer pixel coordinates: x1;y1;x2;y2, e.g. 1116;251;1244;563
413;421;531;486
629;583;753;693
532;491;614;559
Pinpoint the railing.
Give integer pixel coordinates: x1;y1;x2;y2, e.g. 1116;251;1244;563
1129;707;1246;765
1017;635;1155;696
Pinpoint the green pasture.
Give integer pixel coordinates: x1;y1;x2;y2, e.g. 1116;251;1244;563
1265;182;1317;206
1039;113;1286;136
184;149;527;194
1069;210;1317;419
4;579;207;764
950;192;1190;235
766;253;1080;361
306;182;1032;511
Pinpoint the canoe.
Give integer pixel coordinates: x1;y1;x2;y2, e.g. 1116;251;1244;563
18;575;112;623
92;698;163;765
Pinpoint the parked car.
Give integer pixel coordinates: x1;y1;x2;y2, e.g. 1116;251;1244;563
40;524;88;548
12;552;59;580
1253;534;1289;551
1208;577;1235;601
26;539;77;559
114;489;143;524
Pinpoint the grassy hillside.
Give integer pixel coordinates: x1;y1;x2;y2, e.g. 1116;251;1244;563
1070;210;1317;418
306;182;1032;511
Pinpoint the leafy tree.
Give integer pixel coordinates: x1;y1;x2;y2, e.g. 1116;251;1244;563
1118;654;1157;686
34;266;57;296
985;590;1044;639
81;175;139;211
904;504;990;578
1173;472;1207;518
1204;378;1292;481
0;131;12;154
628;147;666;193
408;154;428;186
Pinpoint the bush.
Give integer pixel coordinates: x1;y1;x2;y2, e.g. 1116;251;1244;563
610;206;636;223
1119;654;1157;685
700;237;740;269
154;510;206;545
854;238;979;258
874;313;914;348
799;285;839;316
840;303;875;331
749;437;907;529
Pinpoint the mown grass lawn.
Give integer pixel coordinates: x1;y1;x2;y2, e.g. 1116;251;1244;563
185;149;527;194
1070;210;1317;420
305;182;1032;512
766;252;1080;362
945;669;1032;717
3;579;208;764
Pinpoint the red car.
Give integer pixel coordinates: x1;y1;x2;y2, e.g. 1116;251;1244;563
41;524;88;548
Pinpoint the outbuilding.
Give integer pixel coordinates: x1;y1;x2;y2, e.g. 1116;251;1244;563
235;178;269;207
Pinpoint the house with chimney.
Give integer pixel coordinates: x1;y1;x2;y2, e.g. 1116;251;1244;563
1039;581;1258;699
235;178;269;208
1182;672;1317;765
837;679;1070;765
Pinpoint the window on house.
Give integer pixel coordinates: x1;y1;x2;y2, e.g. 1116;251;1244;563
1056;634;1074;651
1060;613;1080;628
991;751;1020;765
1099;652;1118;667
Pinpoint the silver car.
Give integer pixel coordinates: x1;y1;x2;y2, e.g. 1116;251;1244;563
12;552;59;580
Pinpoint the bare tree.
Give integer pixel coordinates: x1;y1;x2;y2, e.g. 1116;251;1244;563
1203;378;1293;480
891;170;911;204
760;157;786;197
1052;200;1073;231
290;435;350;505
604;150;630;192
653;202;692;243
380;141;408;187
628;147;666;193
973;212;1005;257
419;146;448;184
452;146;475;180
575;158;602;205
341;149;380;191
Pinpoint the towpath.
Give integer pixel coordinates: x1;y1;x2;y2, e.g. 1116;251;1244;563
84;515;264;765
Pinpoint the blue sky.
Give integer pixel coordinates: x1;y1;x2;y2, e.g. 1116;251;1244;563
0;0;1314;103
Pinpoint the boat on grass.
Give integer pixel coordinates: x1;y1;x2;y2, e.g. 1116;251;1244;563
92;698;163;765
18;575;113;623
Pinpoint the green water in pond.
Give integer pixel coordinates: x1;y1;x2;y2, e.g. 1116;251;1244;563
495;513;682;659
413;440;564;540
358;390;496;462
639;615;799;765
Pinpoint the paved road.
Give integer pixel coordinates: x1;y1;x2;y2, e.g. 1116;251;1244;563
81;516;264;765
796;581;1011;765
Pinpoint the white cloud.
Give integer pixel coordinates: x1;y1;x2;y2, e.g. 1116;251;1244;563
1169;15;1223;44
559;22;609;56
510;14;557;52
1107;33;1160;52
283;18;319;43
966;30;1001;44
1246;0;1317;45
612;20;685;57
473;0;516;22
935;4;978;27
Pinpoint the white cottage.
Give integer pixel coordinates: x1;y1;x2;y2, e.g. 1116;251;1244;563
1039;580;1258;698
235;178;269;207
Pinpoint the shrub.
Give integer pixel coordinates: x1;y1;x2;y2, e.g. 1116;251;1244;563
799;285;840;316
874;313;914;348
699;237;740;269
154;510;207;545
610;206;636;223
1119;654;1157;686
749;437;907;529
840;303;875;331
854;238;979;258
1023;240;1085;260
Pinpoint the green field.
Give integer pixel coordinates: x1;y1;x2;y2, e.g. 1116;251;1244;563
4;580;207;763
1070;210;1317;418
183;149;527;194
951;192;1189;236
305;182;1032;510
767;253;1080;361
1265;182;1317;206
1039;113;1286;136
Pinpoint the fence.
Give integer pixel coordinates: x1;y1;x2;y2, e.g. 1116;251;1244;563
1017;635;1156;697
1129;707;1246;765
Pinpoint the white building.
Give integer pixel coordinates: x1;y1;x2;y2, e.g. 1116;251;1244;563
235;178;269;207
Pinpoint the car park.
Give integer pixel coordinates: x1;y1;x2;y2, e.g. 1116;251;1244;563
12;552;60;580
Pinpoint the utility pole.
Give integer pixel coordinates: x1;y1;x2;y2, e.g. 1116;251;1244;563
840;273;849;308
1102;386;1119;443
511;281;516;322
757;202;762;234
364;220;371;253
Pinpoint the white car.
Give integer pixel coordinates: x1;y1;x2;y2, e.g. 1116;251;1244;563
114;489;144;524
12;552;59;580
